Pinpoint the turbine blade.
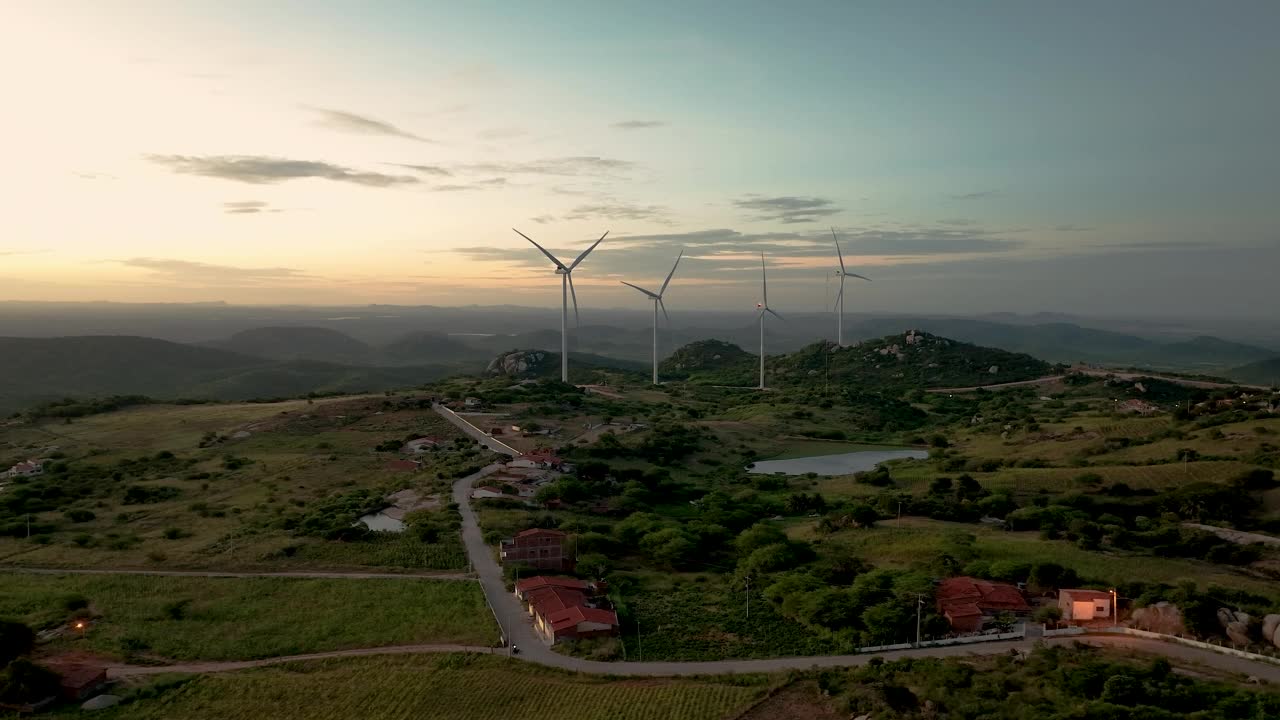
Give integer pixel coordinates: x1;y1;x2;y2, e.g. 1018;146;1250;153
767;308;785;322
833;282;844;312
659;297;670;326
512;228;566;270
659;249;683;296
850;273;871;282
832;228;846;273
568;272;580;327
568;230;609;270
621;280;659;299
760;253;768;307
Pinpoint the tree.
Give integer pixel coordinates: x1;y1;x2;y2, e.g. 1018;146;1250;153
1034;606;1063;629
735;523;788;557
928;477;953;495
0;621;35;666
1101;674;1143;706
990;611;1016;632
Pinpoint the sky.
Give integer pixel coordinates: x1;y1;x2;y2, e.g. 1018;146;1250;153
4;1;1278;317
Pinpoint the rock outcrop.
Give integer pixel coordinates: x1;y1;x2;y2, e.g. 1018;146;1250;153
1129;602;1185;635
486;350;550;377
1263;614;1280;649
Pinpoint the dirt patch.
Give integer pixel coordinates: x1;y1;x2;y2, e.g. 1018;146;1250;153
735;682;843;720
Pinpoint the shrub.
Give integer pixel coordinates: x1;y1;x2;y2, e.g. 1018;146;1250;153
0;659;61;705
63;509;96;523
0;621;35;665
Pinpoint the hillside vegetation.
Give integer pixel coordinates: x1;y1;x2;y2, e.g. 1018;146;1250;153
1229;356;1280;387
0;336;457;415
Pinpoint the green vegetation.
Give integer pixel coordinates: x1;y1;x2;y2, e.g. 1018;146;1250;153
0;573;496;661
1229;355;1280;386
816;643;1280;719
27;654;769;720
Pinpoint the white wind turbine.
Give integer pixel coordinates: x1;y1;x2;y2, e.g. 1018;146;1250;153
621;250;683;385
756;253;783;390
831;227;870;347
512;228;609;383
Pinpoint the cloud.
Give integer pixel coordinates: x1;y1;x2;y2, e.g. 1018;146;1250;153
461;156;635;177
531;215;555;224
937;218;979;226
222;200;282;215
734;195;842;224
74;171;118;181
1052;224;1093;232
390;163;452;177
430;184;473;192
308;107;429;142
477;127;527;140
119;257;307;284
0;249;44;257
147;155;420;187
563;202;669;223
610;120;666;130
428;178;507;192
948;190;1000;201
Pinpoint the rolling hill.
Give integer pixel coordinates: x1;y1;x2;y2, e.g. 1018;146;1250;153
485;348;647;383
659;332;1055;389
1227;357;1280;387
0;336;458;415
209;326;374;364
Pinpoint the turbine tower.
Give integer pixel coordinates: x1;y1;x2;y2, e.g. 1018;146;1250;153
756;253;783;390
621;250;683;385
512;228;609;383
831;228;870;347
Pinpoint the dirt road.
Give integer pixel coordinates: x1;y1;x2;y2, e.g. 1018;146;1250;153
3;568;472;581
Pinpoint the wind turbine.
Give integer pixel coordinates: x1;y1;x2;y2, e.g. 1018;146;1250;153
512;228;609;383
831;228;870;347
756;253;783;390
621;250;683;385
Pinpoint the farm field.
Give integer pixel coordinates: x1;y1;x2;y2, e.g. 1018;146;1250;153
0;573;496;661
28;654;770;720
0;395;484;572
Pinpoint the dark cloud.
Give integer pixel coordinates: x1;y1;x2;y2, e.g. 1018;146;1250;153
308;107;429;142
733;195;842;224
222;200;281;215
1052;224;1093;232
430;184;473;192
563;202;669;222
610;120;666;130
147;155;420;187
390;163;452;177
461;156;635;177
119;257;307;284
949;190;1000;200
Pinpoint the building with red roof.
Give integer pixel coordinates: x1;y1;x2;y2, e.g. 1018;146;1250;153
936;576;1030;632
509;449;564;470
515;575;618;643
501;528;573;571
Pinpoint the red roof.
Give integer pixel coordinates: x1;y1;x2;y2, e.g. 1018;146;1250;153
516;576;587;594
515;528;566;539
1061;588;1112;602
937;576;1029;616
547;605;618;632
528;586;586;616
519;449;562;463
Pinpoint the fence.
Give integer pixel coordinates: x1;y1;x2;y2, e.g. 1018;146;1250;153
857;625;1026;654
434;404;520;456
1100;627;1280;667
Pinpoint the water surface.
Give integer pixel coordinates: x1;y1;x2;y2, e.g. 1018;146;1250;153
748;449;928;476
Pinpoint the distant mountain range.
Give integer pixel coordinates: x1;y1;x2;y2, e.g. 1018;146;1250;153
1228;357;1280;387
0;336;459;416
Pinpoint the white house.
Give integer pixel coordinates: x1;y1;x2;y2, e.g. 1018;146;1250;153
471;486;509;500
464;397;483;408
1058;588;1114;622
1;460;44;479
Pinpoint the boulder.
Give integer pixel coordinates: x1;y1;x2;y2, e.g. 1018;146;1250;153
1233;610;1252;625
1217;608;1235;630
82;695;122;711
1264;614;1280;649
1130;603;1185;635
1226;621;1251;646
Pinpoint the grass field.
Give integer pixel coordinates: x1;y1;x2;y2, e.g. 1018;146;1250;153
29;655;770;720
0;396;478;572
790;519;1279;598
0;574;496;661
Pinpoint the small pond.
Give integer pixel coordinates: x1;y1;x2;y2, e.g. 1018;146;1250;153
358;511;407;533
747;449;928;476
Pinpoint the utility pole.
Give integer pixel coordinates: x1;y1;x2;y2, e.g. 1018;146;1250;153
637;618;643;662
897;502;902;529
915;595;924;647
745;575;752;621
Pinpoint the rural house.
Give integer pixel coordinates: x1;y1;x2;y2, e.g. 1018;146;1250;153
1;460;44;479
514;576;618;644
1058;588;1114;623
470;486;511;500
501;528;574;571
509;450;564;471
935;576;1030;632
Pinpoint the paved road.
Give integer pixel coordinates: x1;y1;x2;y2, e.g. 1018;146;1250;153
103;633;1280;682
3;568;472;581
435;404;519;456
929;367;1272;394
928;376;1066;393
